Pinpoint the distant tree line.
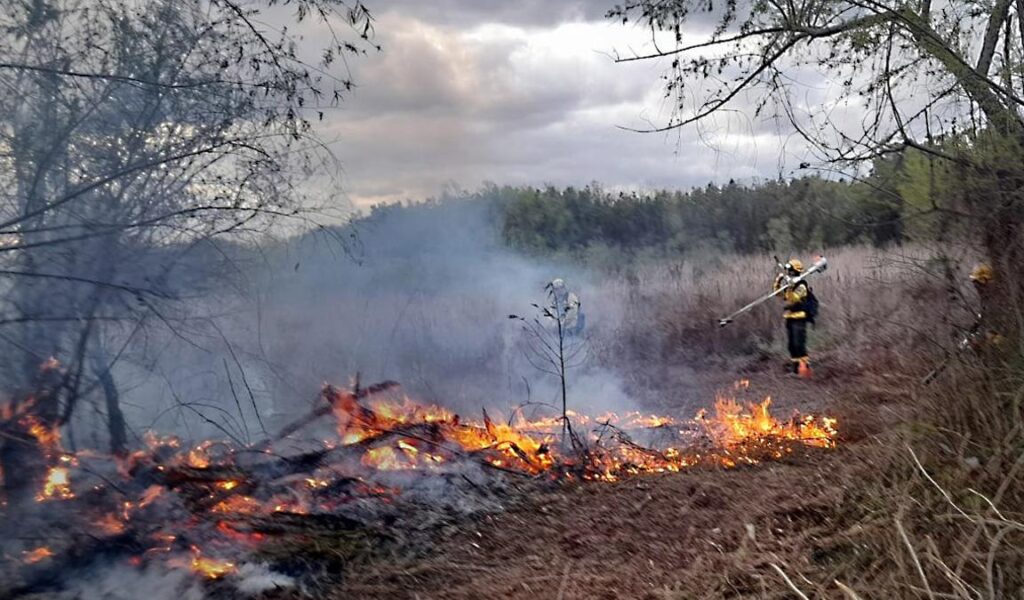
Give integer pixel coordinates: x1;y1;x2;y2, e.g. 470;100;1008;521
360;175;909;259
498;178;903;255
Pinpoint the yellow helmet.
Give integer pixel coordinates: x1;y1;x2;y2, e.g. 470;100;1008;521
786;258;804;273
970;263;994;284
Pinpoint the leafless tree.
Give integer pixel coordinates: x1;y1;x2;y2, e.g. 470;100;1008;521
510;290;589;446
0;0;377;503
611;0;1024;321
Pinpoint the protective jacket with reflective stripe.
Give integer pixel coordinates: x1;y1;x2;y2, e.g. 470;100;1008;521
773;276;808;320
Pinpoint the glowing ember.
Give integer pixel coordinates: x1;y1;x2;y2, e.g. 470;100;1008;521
22;546;54;564
362;446;413;471
143;431;181;450
36;466;73;501
96;513;128;535
211;495;262;514
6;378;835;589
189;547;236;579
138;484;165;508
187;445;211;468
24;416;62;458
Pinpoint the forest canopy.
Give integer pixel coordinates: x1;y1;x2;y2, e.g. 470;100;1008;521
357;168;916;261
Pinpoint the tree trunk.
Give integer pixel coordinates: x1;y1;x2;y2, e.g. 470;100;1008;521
903;11;1024;137
92;356;127;456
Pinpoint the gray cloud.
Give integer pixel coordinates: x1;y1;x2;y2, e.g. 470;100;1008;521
308;5;823;207
371;0;613;28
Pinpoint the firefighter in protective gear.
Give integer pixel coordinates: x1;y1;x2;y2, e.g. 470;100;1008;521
922;263;1001;384
970;263;994;285
545;278;584;336
969;263;1003;348
773;259;811;376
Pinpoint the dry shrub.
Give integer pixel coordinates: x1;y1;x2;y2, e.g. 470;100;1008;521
817;356;1024;599
837;254;1024;598
635;276;1023;599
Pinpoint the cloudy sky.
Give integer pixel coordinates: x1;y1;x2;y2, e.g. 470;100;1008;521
313;1;829;208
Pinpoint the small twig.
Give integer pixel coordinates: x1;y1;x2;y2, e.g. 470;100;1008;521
966;488;1008;521
986;525;1014;600
834;580;865;600
76;465;131;497
918;535;977;600
769;563;810;600
224;333;267;435
907;444;972;520
556;561;573;600
895;517;936;600
161;373;247;446
223;358;251;444
459;473;489;496
268;381;399;445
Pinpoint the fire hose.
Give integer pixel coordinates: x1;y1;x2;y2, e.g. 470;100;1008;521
718;256;828;327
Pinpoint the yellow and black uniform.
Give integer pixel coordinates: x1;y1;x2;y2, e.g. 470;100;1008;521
774;260;811;374
969;263;1004;349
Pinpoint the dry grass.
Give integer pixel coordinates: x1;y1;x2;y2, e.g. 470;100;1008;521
823;359;1024;599
562;244;972;421
269;241;1022;599
641;245;1024;600
340;243;1024;599
661;248;1024;599
589;245;954;365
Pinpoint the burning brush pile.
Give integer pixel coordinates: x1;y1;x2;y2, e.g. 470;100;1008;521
0;379;836;597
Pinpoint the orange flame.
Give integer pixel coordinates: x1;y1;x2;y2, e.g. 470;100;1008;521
11;378;835;588
23;416;62;458
189;547;236;579
187;445;211;468
324;384;836;480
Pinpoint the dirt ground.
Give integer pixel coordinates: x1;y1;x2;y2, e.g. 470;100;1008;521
339;355;899;599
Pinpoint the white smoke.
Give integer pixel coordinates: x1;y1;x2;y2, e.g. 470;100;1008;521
104;195;643;442
56;564;205;600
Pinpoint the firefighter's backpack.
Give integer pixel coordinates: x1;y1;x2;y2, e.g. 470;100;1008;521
805;287;819;324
